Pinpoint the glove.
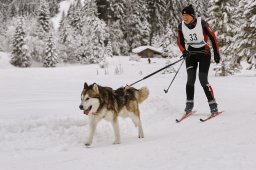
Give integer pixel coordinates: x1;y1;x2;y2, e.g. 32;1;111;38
214;53;220;64
182;50;190;59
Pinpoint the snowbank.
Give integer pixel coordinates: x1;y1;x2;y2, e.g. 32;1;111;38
0;52;14;69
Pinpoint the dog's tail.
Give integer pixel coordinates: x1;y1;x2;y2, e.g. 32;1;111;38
136;86;149;103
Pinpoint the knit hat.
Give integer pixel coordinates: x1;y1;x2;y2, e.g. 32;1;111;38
182;5;195;18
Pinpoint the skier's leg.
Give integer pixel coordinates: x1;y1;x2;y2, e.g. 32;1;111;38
198;52;218;113
185;57;197;113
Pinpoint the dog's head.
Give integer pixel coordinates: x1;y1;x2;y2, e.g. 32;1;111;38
79;82;100;115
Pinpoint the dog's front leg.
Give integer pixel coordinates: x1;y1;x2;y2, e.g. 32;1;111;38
85;116;100;146
111;119;121;144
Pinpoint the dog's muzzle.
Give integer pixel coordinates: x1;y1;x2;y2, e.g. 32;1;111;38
79;105;92;115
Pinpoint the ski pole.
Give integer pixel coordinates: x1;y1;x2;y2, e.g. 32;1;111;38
129;57;184;86
164;59;185;93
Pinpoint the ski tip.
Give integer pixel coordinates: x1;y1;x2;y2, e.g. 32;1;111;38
199;118;205;122
175;119;180;123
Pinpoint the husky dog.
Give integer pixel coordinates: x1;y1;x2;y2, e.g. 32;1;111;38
79;82;149;146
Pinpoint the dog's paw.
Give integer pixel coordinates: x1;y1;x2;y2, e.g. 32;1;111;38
138;134;144;138
85;143;91;147
113;140;121;144
85;141;92;147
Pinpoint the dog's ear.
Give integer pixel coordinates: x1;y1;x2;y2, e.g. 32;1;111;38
92;83;99;93
84;82;89;89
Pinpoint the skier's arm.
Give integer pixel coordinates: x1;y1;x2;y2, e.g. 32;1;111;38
203;22;220;62
177;24;186;53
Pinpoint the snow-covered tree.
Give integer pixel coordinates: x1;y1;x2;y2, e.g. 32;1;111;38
107;0;129;55
0;12;6;51
9;4;17;18
108;20;129;55
49;0;59;17
124;0;150;50
167;1;188;42
161;23;175;58
147;0;168;44
10;18;31;67
74;0;107;64
109;0;126;22
233;0;256;70
192;0;209;19
70;0;83;32
106;40;113;58
38;0;51;33
43;34;58;67
208;0;238;76
57;11;80;63
27;0;53;63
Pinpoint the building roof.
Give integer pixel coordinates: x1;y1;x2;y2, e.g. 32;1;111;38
132;46;162;54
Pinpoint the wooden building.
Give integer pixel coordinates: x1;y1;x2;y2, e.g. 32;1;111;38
132;46;162;58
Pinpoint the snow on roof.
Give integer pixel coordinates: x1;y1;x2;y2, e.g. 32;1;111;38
132;46;162;54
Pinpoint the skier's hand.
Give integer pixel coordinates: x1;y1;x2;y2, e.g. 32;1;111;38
181;50;190;59
214;53;220;64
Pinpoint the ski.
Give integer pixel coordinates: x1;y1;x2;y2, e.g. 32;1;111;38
199;111;223;122
176;111;196;123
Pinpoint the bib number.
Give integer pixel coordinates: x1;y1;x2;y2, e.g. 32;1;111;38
189;33;198;41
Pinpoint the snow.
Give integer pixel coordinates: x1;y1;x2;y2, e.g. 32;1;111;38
0;52;14;69
1;52;256;170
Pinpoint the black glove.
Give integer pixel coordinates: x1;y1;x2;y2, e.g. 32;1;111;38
214;53;220;64
182;50;190;59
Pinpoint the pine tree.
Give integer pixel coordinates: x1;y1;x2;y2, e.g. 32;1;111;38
192;0;209;19
71;0;83;32
38;0;50;33
10;18;31;67
96;0;112;24
29;0;52;63
109;0;126;22
49;0;59;17
43;34;58;67
124;0;150;50
9;4;17;18
161;23;174;58
58;11;66;33
109;20;129;55
106;40;113;58
0;11;6;51
167;1;188;42
233;0;256;70
108;0;129;55
147;0;167;44
208;0;238;76
75;0;107;64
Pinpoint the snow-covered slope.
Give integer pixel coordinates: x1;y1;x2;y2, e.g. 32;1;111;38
0;54;256;170
51;0;85;31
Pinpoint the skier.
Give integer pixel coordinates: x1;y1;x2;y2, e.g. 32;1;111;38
177;4;220;114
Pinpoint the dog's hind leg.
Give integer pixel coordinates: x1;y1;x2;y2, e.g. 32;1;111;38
111;119;121;144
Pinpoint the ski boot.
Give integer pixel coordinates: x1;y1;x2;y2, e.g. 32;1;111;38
185;100;194;114
209;100;218;114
